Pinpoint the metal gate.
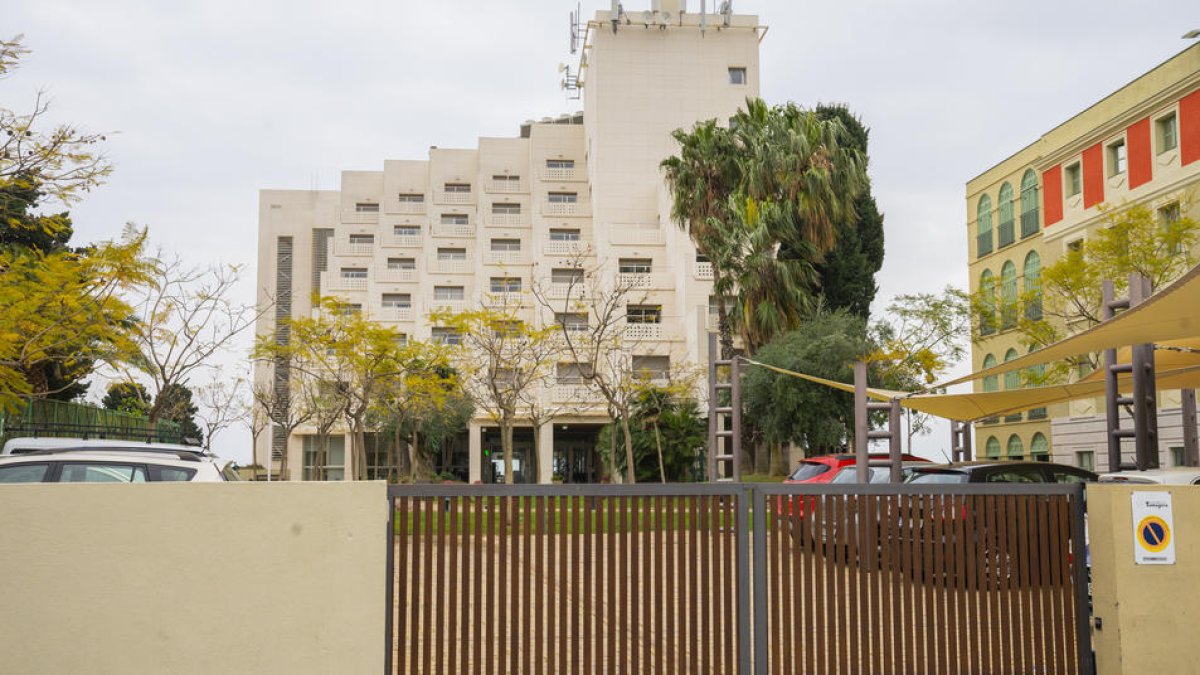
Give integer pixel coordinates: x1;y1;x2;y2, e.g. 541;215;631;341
386;483;1091;674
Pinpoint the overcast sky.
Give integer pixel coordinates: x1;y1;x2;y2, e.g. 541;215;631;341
7;0;1197;462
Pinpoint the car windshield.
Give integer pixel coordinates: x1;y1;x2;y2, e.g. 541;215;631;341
788;462;831;481
907;471;968;484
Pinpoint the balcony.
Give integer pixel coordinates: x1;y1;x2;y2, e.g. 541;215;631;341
542;202;587;217
430;299;468;314
540;167;583;182
544;239;591;256
488;213;530;227
624;323;663;341
551;383;599;403
1020;210;1039;238
335;242;375;257
432;224;475;238
435;190;472;205
485;178;526;193
484;250;528;266
482;291;525;308
393;201;426;214
377;268;417;283
976;231;993;257
325;274;368;291
694;261;714;280
611;227;665;246
385;233;422;248
998;218;1015;248
431;259;471;274
371;306;414;322
342;211;380;224
615;272;669;290
547;282;586;300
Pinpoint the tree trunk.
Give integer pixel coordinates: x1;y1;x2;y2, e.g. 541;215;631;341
754;438;770;475
607;418;621;483
620;413;637;484
769;441;786;476
502;418;515;485
654;421;666;483
277;429;291;481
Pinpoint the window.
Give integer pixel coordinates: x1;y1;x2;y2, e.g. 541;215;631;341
397;193;424;203
441;213;469;225
393;225;420;237
0;463;49;483
492;202;522;215
490;277;521;293
728;67;747;84
1023;251;1042;321
349;234;374;245
490;238;521;252
632;355;670;380
985;437;1001;459
997;182;1014;247
626;305;662;324
1066;238;1083;253
60;463;148;483
1031;432;1049;459
492;174;520;183
548;192;578;203
986;465;1044;483
337;303;362;316
976;194;993;257
354;202;379;213
381;293;411;308
302;434;345;481
149;466;197;481
1027;347;1047;419
1170;446;1185;467
1064;162;1082;197
340;267;367;279
551;268;584;284
393;334;408;346
1000;261;1018;330
437;248;467;260
618;258;652;274
982;354;999;393
556;312;588;333
979;270;996;335
443;183;471;193
1076;451;1094;472
549;228;580;241
546;159;575;169
556;362;592;384
1003;348;1022;422
433;286;464;300
492;320;524;337
431;327;462;345
1005;435;1025;460
1019;169;1039;237
1107;139;1126;177
387;257;416;270
1156;112;1178;154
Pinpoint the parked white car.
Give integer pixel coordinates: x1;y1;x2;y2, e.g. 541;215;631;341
0;437;238;483
1097;467;1200;485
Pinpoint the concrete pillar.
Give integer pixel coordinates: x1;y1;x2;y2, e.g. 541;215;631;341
538;424;555;484
468;421;483;483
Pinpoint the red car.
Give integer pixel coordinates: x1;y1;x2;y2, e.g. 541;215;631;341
777;453;929;517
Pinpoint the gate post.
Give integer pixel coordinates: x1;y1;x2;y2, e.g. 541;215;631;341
1182;388;1199;467
708;333;742;481
951;420;973;462
1103;274;1160;471
854;362;904;482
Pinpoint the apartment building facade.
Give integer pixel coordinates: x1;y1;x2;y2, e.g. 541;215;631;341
254;2;765;482
966;43;1200;472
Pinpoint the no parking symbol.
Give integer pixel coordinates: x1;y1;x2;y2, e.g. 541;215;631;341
1132;492;1175;565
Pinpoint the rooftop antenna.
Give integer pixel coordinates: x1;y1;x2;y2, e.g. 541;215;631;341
720;0;732;27
610;1;622;33
700;0;706;35
569;3;582;52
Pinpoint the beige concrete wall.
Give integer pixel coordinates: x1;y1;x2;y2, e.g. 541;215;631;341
0;482;386;675
1089;484;1200;675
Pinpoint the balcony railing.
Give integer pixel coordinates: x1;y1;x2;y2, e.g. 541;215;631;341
544;239;590;256
694;261;714;280
483;250;527;266
328;276;368;291
393;202;426;214
615;272;669;290
385;233;422;248
551;383;599;403
542;202;586;217
432;224;475;238
976;231;993;257
342;211;379;224
547;282;586;300
377;268;417;283
540;167;583;182
487;213;530;227
431;299;467;314
436;191;472;204
624;323;663;341
611;227;665;246
431;259;471;274
371;306;414;322
1020;210;1039;238
336;242;376;257
998;218;1015;248
485;179;526;193
482;291;525;307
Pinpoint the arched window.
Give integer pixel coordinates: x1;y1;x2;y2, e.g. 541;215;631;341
1007;434;1024;459
1023;251;1042;321
1028;346;1047;419
982;354;999;392
1000;261;1018;330
1003;348;1022;422
1020;169;1039;237
1031;432;1049;460
998;182;1015;247
977;195;993;257
985;436;1001;459
979;270;997;335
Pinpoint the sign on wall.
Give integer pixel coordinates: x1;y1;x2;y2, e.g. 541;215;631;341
1132;491;1175;565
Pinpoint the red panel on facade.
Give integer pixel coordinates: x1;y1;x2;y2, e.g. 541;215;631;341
1082;143;1104;208
1042;165;1063;226
1126;117;1152;189
1182;88;1200;166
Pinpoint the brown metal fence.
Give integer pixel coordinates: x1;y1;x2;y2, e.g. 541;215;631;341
386;483;1091;675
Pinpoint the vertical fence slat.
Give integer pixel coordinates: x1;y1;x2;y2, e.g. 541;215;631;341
447;496;459;674
931;493;946;674
396;496;408;675
559;495;570;675
1045;495;1064;675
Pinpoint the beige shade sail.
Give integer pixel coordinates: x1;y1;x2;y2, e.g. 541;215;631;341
934;262;1200;389
1076;337;1200;384
743;358;1200;423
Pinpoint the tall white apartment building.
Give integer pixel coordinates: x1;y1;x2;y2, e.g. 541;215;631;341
254;1;765;482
